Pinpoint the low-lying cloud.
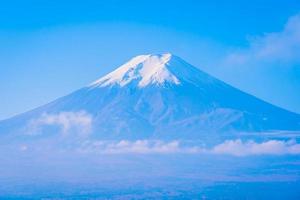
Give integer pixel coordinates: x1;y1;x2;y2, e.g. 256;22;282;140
212;139;300;156
27;111;93;135
77;139;300;156
79;140;199;154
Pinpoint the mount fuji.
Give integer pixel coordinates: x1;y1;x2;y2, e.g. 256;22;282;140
1;53;300;141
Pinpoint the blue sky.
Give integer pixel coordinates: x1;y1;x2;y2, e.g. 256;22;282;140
1;0;300;119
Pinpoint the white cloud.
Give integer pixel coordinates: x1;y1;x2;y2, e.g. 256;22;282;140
78;140;200;154
27;111;93;135
212;139;300;156
77;139;300;156
224;13;300;66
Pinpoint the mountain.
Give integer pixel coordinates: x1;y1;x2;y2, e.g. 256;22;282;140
1;53;300;141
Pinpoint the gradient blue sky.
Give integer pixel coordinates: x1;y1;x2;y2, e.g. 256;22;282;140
1;0;300;120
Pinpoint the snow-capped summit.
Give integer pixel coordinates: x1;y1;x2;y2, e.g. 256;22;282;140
90;53;211;88
91;53;180;88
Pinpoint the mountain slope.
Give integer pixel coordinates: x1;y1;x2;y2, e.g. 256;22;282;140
1;53;300;140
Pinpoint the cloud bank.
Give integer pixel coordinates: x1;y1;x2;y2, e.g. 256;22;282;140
27;111;93;135
77;139;300;156
212;139;300;156
79;140;199;154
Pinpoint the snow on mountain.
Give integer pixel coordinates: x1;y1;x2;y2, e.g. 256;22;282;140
91;53;180;88
89;53;217;88
0;53;300;141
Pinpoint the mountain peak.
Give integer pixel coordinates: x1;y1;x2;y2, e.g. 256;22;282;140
90;53;182;88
